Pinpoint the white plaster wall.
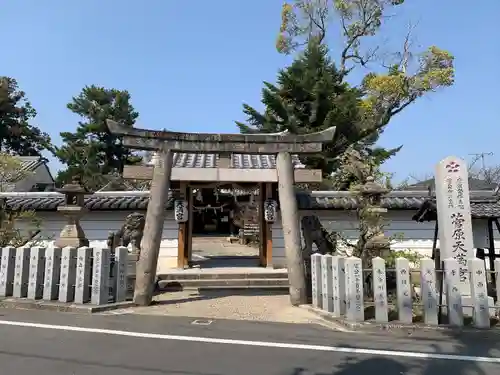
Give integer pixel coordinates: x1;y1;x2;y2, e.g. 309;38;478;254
23;211;179;272
15;209;500;272
271;210;500;269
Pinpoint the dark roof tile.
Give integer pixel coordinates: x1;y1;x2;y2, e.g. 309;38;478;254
163;153;305;169
298;190;500;218
3;190;500;218
3;193;174;211
17;156;47;172
470;203;500;219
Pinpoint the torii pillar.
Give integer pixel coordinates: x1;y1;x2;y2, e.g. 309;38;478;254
276;151;305;305
107;120;335;306
134;149;173;305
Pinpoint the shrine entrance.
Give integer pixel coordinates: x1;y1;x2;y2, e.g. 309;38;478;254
190;187;236;236
179;182;275;269
118;144;326;270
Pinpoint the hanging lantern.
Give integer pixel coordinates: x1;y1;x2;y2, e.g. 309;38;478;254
195;189;203;202
174;200;188;223
214;187;220;202
264;199;277;223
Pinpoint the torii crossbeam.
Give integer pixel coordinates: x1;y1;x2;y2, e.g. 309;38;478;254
106;120;335;153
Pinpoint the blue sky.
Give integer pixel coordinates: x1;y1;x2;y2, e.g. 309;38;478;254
1;0;498;183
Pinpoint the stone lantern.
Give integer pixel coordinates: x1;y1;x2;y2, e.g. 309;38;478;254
358;176;391;256
55;176;90;248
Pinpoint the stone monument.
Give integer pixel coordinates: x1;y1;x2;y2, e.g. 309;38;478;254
435;156;494;316
55;177;89;248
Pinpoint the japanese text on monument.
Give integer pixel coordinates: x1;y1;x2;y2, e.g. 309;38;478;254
376;267;386;307
45;254;53;288
77;255;84;289
93;251;101;294
445;161;469;282
353;262;362;312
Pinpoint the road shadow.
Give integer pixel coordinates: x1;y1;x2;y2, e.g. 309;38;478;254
288;327;500;375
290;357;408;375
416;329;500;375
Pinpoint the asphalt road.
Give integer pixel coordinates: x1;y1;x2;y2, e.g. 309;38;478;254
0;309;498;375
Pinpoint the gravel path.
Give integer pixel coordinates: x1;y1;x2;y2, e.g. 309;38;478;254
126;290;320;324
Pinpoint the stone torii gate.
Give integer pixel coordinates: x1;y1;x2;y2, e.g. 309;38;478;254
106;119;335;306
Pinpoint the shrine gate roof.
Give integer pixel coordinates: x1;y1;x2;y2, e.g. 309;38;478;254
169;153;305;169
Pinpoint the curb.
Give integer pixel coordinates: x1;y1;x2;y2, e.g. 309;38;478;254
298;305;353;332
0;298;136;314
299;305;500;334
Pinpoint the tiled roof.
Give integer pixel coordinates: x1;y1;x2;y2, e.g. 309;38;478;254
302;192;426;210
3;192;175;211
299;190;500;218
412;199;500;221
17;156;48;172
1;156;53;192
151;153;306;169
2;190;500;218
468;202;500;219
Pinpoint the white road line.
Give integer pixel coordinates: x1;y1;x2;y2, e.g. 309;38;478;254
101;310;135;315
0;319;498;364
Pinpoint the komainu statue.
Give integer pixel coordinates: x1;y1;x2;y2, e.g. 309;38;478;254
301;215;337;259
107;212;146;255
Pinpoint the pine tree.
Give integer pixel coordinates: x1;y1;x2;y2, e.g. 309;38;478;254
55;85;142;189
0;77;53;156
236;41;400;186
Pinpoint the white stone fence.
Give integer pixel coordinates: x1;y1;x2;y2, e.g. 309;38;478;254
0;246;129;305
310;253;500;328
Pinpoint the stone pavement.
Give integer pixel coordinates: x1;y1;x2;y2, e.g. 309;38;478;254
192;236;258;257
113;290;328;325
